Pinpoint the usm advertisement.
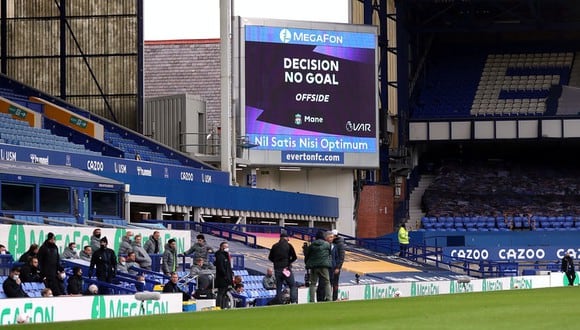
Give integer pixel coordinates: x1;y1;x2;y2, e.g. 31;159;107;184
241;19;378;168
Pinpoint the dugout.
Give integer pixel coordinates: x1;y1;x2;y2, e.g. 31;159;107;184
0;160;124;224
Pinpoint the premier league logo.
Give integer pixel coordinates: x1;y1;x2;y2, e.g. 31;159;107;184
294;113;302;125
279;29;291;43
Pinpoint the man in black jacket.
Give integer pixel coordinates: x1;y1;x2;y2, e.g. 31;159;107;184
268;232;298;304
37;232;60;294
331;229;346;301
67;266;84;295
214;242;234;309
162;272;191;301
3;267;28;298
562;251;576;286
89;237;117;294
20;256;43;283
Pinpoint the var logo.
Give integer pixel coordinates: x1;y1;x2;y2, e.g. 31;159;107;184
346;121;371;132
279;29;291;43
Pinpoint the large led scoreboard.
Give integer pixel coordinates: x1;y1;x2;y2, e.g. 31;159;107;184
237;18;379;168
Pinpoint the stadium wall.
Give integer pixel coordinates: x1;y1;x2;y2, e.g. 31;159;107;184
3;272;573;324
0;293;182;325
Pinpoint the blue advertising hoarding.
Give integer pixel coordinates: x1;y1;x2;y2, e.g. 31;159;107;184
443;246;580;262
241;19;379;168
0;144;339;217
0;144;229;186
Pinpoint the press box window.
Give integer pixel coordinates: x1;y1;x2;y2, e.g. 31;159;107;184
91;190;119;216
2;183;34;211
40;186;71;213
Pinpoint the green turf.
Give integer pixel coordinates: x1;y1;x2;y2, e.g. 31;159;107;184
7;287;580;330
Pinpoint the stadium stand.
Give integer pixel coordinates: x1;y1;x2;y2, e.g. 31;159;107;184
0;79;214;169
419;161;580;231
411;47;576;119
0;112;99;156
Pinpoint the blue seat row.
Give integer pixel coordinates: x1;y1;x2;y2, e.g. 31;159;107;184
102;218;128;227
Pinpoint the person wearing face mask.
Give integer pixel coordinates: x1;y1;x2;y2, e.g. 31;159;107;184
61;242;79;260
0;244;11;255
117;256;129;273
89;237;117;294
90;228;102;253
3;266;29;298
135;274;146;292
214;241;234;309
67;266;84;296
118;231;134;256
52;269;67;296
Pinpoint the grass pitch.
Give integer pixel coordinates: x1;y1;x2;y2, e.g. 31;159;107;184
9;287;579;330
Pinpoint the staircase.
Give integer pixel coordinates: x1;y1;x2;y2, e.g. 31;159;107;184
406;175;434;231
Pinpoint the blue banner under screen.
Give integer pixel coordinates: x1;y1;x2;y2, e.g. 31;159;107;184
0;145;228;185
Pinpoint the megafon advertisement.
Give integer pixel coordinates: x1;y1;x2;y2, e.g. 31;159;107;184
239;18;379;168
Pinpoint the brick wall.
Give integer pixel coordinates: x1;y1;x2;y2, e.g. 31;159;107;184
356;185;394;238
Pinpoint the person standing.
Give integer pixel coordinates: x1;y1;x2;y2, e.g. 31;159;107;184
561;251;576;286
331;229;346;301
183;234;214;261
37;232;60;294
268;232;298;304
118;231;134;256
89;237;117;293
398;224;410;257
144;231;162;255
90;228;102;253
317;231;336;302
214;241;234;309
303;230;332;302
132;234;152;270
162;239;178;275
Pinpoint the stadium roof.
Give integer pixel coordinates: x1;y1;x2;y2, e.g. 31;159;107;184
0;160;122;186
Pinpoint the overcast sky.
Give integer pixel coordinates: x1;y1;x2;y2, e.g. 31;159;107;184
144;0;349;40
